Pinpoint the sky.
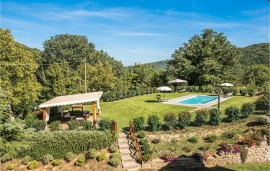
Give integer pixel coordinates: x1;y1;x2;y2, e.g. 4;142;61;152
1;0;269;66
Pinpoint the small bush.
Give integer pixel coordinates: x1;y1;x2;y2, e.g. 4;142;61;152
178;111;192;128
82;120;92;130
1;153;13;163
139;139;148;145
163;112;177;130
52;159;62;166
97;153;106;162
75;156;85;166
141;143;151;153
25;113;38;128
142;152;152;162
241;103;255;118
222;131;236;139
67;120;80;130
240;148;248;163
255;93;270;112
109;146;118;153
6;163;15;170
86;149;96;159
187;136;198;144
109;157;121;166
225;106;241;121
151;138;160;144
204;134;218;143
65;152;74;162
133;116;145;132
27;160;38;170
209;108;221;125
232;88;238;95
42;154;54;165
33;120;46;131
195;109;209;126
49;121;61;131
257;116;270;126
98;119;111;131
247;89;255;97
240;88;247;96
147;114;161;132
137;131;145;138
22;155;32;165
111;152;121;159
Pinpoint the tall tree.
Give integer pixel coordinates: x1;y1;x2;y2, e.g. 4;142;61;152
0;29;41;116
243;64;270;87
167;29;241;86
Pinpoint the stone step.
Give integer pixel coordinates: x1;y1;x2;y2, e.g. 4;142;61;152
119;143;129;149
119;133;127;138
122;161;140;170
121;155;134;163
120;148;131;155
118;138;128;144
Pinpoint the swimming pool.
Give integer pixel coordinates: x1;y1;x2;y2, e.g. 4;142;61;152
178;95;217;105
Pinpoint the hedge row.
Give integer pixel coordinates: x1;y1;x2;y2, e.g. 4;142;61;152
101;87;158;102
20;130;116;159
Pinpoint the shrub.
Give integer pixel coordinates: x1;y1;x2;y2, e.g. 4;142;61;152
1;153;13;163
27;160;39;170
195;109;209;126
232;88;238;95
22;131;116;160
151;138;160;144
85;149;96;159
240;88;247;96
241;103;255;118
187;136;198;144
49;121;61;131
133;116;145;132
255;93;270;112
142;152;152;162
137;131;145;138
209;108;221;125
82;120;92;130
67;120;80;130
75;156;85;166
204;134;218;143
178;111;192;128
98;119;111;131
32;120;46;131
52;159;62;166
109;146;118;153
225;106;241;121
147;114;161;132
247;89;255;97
22;155;32;165
25;113;38;128
97;153;106;162
163;112;177;130
65;152;74;162
139;139;148;145
141;143;151;153
109;157;121;166
42;154;54;165
222;131;236;139
257;116;270;126
240;148;248;163
6;163;15;170
111;152;121;159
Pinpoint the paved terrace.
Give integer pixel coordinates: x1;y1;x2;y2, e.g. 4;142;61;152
163;94;232;108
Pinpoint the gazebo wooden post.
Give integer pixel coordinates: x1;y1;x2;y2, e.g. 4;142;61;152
92;102;97;128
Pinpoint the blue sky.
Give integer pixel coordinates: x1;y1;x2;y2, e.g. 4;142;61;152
1;0;269;66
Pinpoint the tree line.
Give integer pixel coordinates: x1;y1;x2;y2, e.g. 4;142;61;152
0;28;269;117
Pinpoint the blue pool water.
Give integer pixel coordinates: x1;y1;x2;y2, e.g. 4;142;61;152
178;96;217;105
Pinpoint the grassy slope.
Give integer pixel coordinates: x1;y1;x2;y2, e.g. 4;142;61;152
86;93;259;129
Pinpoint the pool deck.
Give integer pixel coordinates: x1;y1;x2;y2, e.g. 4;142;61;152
162;94;232;108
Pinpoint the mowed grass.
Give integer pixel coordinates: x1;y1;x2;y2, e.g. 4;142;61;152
86;92;259;129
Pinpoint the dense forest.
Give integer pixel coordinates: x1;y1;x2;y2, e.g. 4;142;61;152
0;28;269;117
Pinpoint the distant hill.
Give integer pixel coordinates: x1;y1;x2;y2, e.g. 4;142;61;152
240;43;269;67
144;60;167;70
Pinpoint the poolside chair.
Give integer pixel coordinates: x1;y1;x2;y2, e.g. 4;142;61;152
156;95;168;102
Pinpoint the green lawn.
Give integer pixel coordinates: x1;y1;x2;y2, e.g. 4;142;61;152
85;92;259;129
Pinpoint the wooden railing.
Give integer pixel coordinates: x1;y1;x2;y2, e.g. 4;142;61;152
129;120;142;163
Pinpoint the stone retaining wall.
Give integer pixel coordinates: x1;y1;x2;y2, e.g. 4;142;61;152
204;141;270;166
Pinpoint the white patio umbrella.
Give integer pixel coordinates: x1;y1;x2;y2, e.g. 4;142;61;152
219;83;233;87
157;86;172;100
169;79;187;84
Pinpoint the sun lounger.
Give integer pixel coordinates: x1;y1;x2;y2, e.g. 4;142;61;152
64;113;75;120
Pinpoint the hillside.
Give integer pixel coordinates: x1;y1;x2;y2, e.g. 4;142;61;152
144;60;167;70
